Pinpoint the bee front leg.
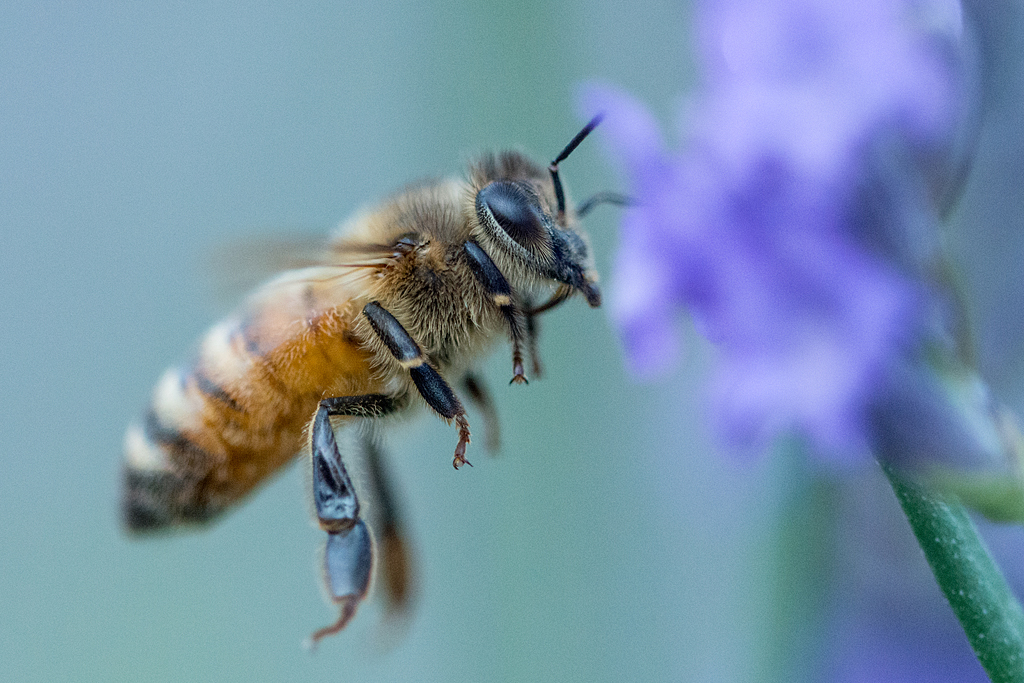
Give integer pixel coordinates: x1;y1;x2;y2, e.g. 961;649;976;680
463;241;529;384
362;301;473;469
307;395;394;647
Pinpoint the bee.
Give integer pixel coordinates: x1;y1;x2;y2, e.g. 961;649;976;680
121;116;610;645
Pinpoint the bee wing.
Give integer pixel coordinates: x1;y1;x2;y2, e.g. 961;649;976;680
205;232;330;307
209;231;407;304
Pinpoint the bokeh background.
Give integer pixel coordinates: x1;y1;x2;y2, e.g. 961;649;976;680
3;2;1024;682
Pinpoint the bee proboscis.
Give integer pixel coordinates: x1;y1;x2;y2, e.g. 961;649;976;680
122;116;610;644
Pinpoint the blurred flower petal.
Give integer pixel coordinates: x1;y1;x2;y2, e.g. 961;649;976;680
582;0;976;463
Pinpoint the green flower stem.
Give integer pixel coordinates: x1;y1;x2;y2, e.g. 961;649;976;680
883;463;1024;682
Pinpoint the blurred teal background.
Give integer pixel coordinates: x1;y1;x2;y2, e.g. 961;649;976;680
6;2;1024;682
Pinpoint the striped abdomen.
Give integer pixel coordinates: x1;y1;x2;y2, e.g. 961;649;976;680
122;271;382;532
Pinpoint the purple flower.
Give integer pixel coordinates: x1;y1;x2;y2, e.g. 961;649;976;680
585;0;972;460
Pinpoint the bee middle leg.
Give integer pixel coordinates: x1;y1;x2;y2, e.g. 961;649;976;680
523;295;543;379
462;373;501;453
308;394;395;646
362;301;472;469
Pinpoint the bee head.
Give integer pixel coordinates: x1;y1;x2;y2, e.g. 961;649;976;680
475;180;600;307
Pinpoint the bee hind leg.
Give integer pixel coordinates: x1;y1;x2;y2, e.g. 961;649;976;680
363;436;414;615
308;520;373;647
307;395;395;647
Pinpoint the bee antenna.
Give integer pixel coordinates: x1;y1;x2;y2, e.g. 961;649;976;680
576;190;634;218
549;113;603;219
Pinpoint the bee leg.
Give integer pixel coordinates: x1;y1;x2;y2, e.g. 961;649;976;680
463;240;529;385
362;436;414;615
362;301;473;469
309;520;373;647
308;396;394;646
575;190;634;218
523;296;543;379
462;373;501;453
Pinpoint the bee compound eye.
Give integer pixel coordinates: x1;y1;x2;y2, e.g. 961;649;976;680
477;181;547;249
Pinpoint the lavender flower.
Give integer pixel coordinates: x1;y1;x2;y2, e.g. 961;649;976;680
585;0;973;461
585;4;1024;679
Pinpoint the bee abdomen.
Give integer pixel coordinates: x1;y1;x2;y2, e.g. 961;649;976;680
121;467;215;531
122;366;228;532
122;286;374;534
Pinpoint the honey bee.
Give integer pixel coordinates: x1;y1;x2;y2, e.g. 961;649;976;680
121;116;610;645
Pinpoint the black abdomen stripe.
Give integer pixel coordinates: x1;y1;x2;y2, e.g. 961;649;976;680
194;369;243;412
122;367;222;532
